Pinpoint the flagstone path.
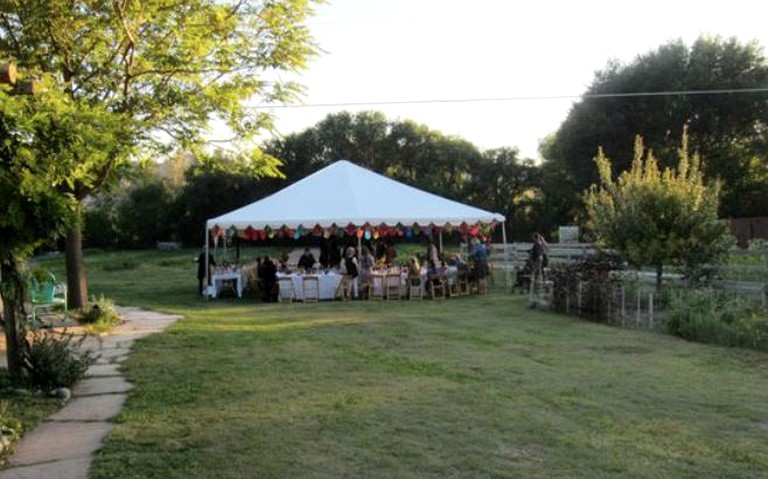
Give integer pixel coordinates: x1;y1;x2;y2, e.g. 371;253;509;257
0;307;182;479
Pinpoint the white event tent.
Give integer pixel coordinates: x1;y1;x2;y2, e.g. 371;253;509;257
205;159;507;259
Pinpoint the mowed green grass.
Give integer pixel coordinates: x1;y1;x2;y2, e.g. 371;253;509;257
36;249;768;478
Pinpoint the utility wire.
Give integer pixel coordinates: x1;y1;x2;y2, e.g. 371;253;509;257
250;87;768;109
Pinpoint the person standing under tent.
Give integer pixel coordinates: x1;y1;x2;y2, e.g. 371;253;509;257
427;237;440;267
260;256;277;302
470;237;489;294
297;247;316;272
329;236;342;269
197;248;216;296
344;246;359;298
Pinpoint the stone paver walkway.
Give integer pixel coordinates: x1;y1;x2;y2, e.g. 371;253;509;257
0;308;181;479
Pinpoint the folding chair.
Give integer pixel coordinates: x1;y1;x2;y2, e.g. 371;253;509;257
303;275;320;302
407;276;424;300
335;275;353;301
385;273;402;300
428;275;446;299
368;275;385;300
277;277;296;303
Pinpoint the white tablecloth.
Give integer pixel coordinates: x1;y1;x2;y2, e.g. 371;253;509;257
210;271;246;298
277;273;342;301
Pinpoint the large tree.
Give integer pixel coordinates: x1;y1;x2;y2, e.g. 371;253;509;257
463;147;540;241
0;0;318;308
0;81;118;382
585;133;729;288
546;36;768;221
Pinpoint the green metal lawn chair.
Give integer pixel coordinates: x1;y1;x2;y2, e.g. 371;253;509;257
29;271;68;325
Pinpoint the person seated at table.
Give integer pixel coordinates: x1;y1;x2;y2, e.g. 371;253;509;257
375;241;386;263
277;258;291;274
427;259;442;277
426;259;444;295
260;256;277;302
384;240;398;266
471;237;489;294
357;246;376;298
297;247;316;272
448;254;468;271
406;256;421;284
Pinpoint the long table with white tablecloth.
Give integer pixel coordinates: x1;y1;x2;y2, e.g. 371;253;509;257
210;270;246;298
277;272;342;301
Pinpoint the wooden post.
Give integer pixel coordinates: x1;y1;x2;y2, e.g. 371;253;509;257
577;281;583;312
621;285;626;327
648;291;654;329
0;63;17;85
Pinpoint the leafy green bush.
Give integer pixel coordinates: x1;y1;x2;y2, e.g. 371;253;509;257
549;252;624;322
77;295;122;333
748;238;768;251
25;331;96;390
665;289;768;351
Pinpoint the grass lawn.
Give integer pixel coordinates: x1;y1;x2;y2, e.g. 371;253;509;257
32;249;768;478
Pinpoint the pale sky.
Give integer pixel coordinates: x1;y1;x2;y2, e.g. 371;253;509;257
261;0;768;160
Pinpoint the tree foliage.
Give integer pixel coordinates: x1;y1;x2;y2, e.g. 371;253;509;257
0;0;319;306
0;84;105;382
585;133;730;286
548;36;768;220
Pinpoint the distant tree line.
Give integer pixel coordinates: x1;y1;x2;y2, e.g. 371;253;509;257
83;112;544;247
83;35;768;249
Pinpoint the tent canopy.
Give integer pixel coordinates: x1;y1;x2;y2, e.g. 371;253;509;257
206;160;505;231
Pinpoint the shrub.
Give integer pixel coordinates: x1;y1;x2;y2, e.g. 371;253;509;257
25;330;97;390
665;289;768;351
0;402;21;443
549;252;624;322
77;295;122;333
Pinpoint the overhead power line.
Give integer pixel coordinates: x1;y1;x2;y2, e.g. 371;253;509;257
251;87;768;109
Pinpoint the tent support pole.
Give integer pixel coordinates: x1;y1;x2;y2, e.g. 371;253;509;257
204;224;210;297
502;221;509;292
438;230;443;255
357;233;362;258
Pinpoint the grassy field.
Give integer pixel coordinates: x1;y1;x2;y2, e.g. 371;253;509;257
29;249;768;478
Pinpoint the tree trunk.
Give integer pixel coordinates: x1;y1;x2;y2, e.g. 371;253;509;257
65;219;88;310
1;262;29;384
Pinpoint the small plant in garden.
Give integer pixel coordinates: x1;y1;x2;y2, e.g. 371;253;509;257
747;238;768;251
25;330;96;390
0;400;22;463
0;401;21;443
77;294;122;333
